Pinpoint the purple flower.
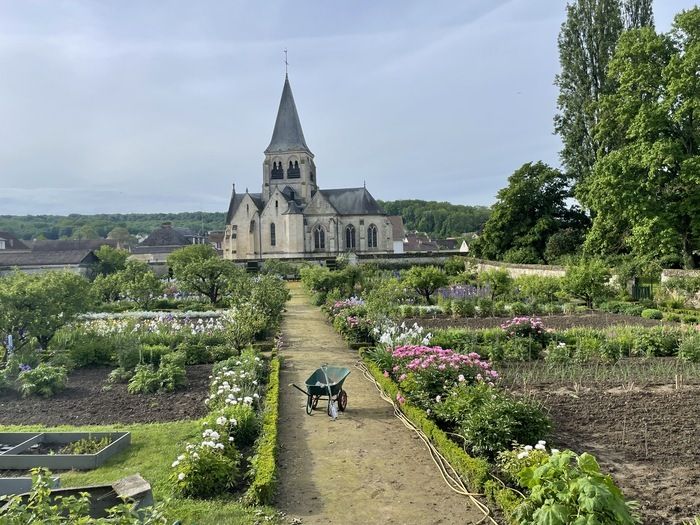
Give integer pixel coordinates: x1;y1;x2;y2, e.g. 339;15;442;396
19;364;32;372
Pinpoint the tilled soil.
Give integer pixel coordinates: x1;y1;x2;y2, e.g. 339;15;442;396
406;312;662;330
515;383;700;525
0;365;211;426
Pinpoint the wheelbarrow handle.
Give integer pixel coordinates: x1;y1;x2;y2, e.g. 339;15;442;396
290;383;309;396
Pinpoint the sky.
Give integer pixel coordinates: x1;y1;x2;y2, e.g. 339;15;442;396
0;0;695;215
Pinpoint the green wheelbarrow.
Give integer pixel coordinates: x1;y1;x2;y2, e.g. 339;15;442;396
291;365;350;416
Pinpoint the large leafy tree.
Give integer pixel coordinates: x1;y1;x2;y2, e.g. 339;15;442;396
584;8;700;267
117;260;164;308
555;0;654;187
168;244;240;304
472;162;589;263
402;266;449;305
0;271;92;356
94;245;130;276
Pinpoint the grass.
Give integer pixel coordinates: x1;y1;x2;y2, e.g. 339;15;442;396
0;421;279;525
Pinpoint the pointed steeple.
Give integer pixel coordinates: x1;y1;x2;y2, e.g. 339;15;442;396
265;76;310;154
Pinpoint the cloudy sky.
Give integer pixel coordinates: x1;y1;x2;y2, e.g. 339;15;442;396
0;1;695;215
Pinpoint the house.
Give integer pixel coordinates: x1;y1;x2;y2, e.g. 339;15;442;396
0;231;29;251
130;222;204;265
388;216;405;254
0;250;99;276
222;74;393;260
207;231;225;252
29;239;119;251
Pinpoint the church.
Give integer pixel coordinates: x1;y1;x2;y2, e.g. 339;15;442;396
222;74;394;260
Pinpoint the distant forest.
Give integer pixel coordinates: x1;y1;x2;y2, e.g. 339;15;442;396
0;200;491;241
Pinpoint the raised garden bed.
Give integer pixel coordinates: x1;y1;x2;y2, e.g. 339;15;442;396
0;432;130;470
0;476;59;496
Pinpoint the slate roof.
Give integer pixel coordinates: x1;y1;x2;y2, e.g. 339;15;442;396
0;250;98;268
30;239;118;251
320;188;385;215
0;231;29;250
225;192;264;224
265;76;310;154
140;224;190;247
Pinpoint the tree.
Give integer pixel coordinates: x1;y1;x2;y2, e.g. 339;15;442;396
118;260;164;308
402;266;449;305
0;271;91;356
555;0;654;187
106;226;136;246
562;259;611;308
583;8;700;267
168;245;238;304
471;162;589;263
477;269;513;301
94;245;130;276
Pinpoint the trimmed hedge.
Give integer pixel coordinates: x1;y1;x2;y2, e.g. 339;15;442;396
243;355;280;506
360;354;519;519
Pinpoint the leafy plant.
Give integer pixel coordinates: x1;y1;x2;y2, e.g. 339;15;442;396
512;450;639;525
60;436;112;455
127;364;160;394
17;364;68;398
170;437;240;498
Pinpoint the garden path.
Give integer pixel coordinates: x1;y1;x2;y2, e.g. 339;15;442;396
275;283;485;525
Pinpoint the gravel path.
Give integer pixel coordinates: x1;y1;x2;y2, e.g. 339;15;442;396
274;283;486;525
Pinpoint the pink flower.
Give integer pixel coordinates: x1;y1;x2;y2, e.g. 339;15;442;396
383;370;389;378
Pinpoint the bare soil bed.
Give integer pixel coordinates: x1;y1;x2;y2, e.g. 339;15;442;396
0;365;212;426
406;312;662;330
509;380;700;524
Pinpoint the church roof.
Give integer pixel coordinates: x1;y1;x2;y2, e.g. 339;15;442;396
225;192;263;224
265;76;310;154
320;188;385;216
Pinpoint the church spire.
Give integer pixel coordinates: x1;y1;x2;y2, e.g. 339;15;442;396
265;75;310;154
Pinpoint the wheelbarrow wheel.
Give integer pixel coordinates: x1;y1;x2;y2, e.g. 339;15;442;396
305;395;313;415
312;396;320;409
338;390;348;412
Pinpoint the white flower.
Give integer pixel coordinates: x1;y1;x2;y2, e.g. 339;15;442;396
517;451;529;459
535;443;546;451
178;473;185;481
435;395;441;403
215;443;224;450
216;416;228;425
537;440;546;446
171;460;180;467
458;374;465;382
229;436;234;442
524;445;533;451
551;449;560;455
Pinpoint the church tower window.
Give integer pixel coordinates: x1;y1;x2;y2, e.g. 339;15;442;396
270;223;276;246
345;225;356;250
287;160;301;179
271;161;284;179
313;225;325;250
367;224;378;249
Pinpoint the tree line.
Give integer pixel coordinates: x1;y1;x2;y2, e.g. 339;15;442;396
0;200;492;242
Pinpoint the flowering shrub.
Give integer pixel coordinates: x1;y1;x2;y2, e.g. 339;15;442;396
79;315;227;336
497;441;556;484
169;433;240;499
206;349;264;410
329;296;365;315
331;305;375;344
500;316;547;345
17;363;68;398
389;345;499;406
204;403;260;448
374;321;431;350
224;304;268;349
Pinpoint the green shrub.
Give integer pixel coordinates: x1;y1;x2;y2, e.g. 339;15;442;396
633;327;680;357
641;308;663;320
243;357;280;506
52;330;119;367
176;338;213;365
209;403;260;448
17;364;68;398
678;333;700;363
451;299;476;318
127;364;160;394
544;341;571;363
157;351;187;392
514;275;563;303
512;450;639;525
170;441;240;499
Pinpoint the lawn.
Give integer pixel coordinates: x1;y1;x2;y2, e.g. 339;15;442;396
1;421;279;525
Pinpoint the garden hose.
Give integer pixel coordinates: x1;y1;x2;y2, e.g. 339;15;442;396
355;360;500;525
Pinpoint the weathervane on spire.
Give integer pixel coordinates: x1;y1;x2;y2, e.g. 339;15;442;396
284;48;289;77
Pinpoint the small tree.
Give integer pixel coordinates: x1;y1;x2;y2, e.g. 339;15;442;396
94;245;130;276
563;259;611;308
477;269;513;301
118;260;164;309
168;245;238;304
402;266;448;305
0;271;91;356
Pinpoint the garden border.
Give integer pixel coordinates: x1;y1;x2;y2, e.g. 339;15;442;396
242;354;280;506
359;353;522;522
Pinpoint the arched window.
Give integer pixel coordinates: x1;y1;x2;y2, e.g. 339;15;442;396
367;224;378;249
270;223;276;246
271;161;283;179
313;225;325;250
287;159;301;178
345;224;356;250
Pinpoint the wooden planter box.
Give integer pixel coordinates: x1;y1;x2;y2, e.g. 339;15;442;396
0;432;130;470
